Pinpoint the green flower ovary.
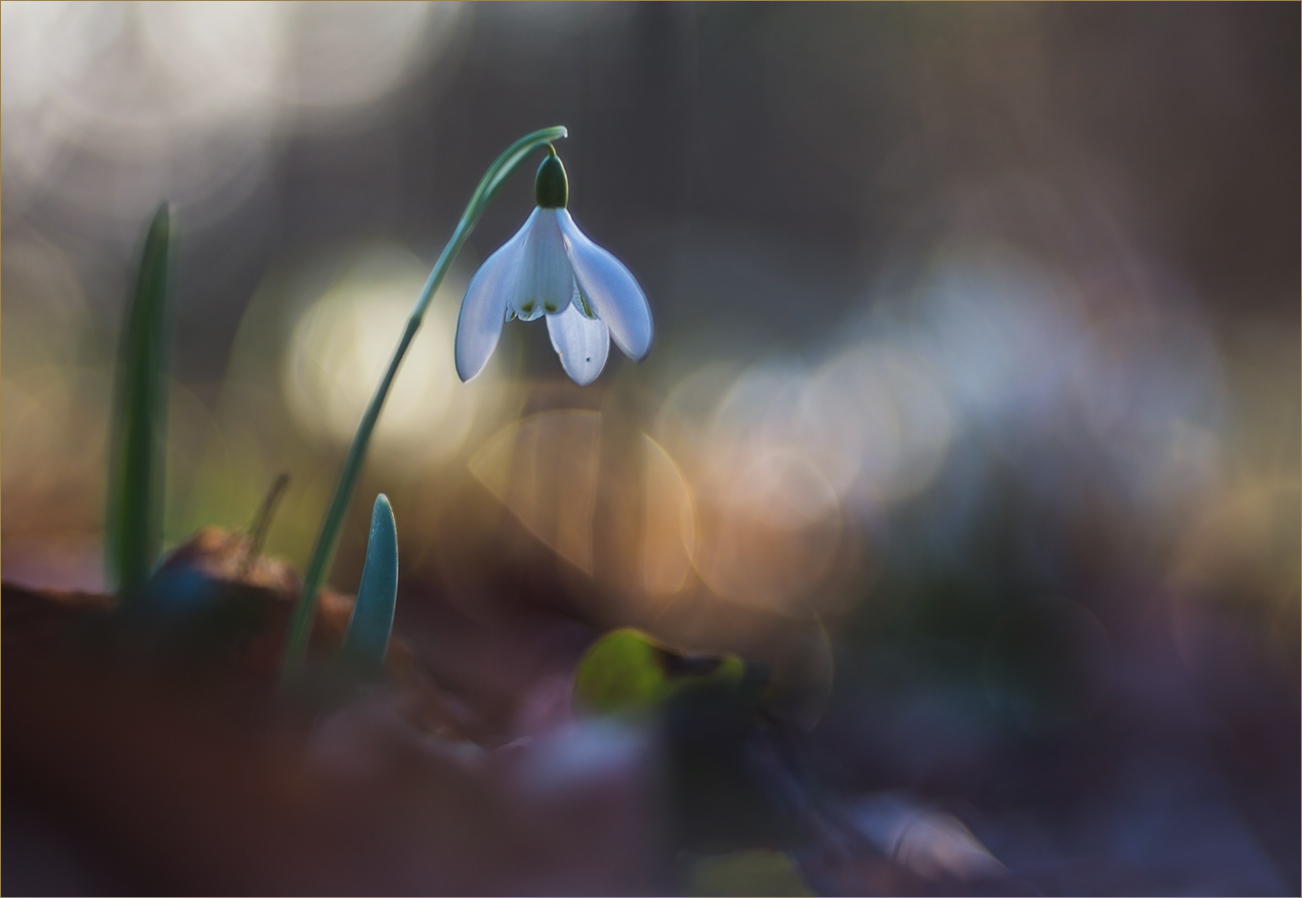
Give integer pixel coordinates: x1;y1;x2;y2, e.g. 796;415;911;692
534;153;568;209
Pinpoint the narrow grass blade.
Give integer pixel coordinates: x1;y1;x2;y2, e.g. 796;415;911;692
343;494;398;668
105;202;173;600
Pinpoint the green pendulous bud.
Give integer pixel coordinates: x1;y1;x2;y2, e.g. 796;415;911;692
534;152;568;208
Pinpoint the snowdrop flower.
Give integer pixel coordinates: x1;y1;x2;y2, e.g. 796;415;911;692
455;150;653;385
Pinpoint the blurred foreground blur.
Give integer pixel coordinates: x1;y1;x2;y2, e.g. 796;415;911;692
3;3;1298;895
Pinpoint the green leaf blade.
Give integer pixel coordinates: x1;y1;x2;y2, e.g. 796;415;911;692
343;494;398;668
105;202;173;600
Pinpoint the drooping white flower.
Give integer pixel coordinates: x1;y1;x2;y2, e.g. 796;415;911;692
455;152;652;386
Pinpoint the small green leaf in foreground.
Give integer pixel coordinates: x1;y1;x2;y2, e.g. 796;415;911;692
573;627;747;716
684;849;812;897
105;202;173;600
342;493;398;668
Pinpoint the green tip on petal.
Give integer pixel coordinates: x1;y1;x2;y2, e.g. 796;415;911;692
535;153;568;209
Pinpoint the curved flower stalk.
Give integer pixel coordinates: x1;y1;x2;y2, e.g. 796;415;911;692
455;150;653;386
281;127;567;682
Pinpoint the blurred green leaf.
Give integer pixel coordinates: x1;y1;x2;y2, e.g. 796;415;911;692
342;494;398;668
684;849;811;897
573;627;747;716
105;202;172;600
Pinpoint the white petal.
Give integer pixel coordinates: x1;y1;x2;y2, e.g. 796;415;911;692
547;300;610;386
455;225;526;381
556;210;652;361
511;208;575;321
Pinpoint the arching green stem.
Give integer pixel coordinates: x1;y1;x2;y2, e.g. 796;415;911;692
280;126;567;682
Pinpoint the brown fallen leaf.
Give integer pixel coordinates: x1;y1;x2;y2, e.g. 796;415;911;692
3;526;459;732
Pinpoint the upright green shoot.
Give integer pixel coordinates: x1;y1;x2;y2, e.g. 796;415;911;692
105;202;173;601
343;494;399;668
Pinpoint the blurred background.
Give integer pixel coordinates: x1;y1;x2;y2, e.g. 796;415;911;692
2;2;1298;894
